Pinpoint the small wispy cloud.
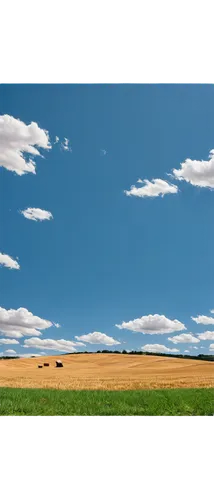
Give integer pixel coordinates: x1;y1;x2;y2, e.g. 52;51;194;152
0;338;19;345
191;315;214;325
168;333;200;344
19;353;43;358
21;208;53;222
197;331;214;340
23;337;85;352
124;178;178;198
61;137;72;152
0;253;20;270
100;149;107;156
141;344;179;354
75;331;121;346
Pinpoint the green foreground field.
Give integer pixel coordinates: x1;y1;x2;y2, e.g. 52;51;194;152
0;387;213;415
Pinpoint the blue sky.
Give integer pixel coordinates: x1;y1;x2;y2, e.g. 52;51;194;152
1;84;214;356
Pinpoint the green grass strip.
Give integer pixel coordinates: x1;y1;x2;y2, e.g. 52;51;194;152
0;387;213;415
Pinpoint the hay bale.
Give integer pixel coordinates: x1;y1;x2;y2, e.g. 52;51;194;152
55;360;63;368
38;364;43;368
44;363;49;367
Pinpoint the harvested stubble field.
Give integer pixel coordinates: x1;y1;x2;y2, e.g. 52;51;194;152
0;353;213;390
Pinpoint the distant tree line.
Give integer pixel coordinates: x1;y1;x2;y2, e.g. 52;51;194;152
61;350;214;362
0;356;19;360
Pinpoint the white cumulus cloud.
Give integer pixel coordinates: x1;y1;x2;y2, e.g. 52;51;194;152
61;137;72;151
0;253;20;270
21;207;53;222
75;331;121;345
124;178;178;198
184;350;190;353
197;331;214;340
116;314;186;334
168;333;200;344
4;349;17;355
0;114;51;175
23;338;85;352
173;149;214;188
191;315;214;325
0;338;19;345
210;309;214;314
141;344;179;354
209;344;214;352
0;306;56;338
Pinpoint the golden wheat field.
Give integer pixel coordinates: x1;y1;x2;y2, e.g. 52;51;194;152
0;353;213;390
